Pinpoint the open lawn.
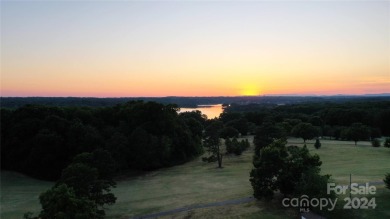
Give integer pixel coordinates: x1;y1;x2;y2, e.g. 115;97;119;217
1;137;389;218
288;138;390;184
0;171;52;219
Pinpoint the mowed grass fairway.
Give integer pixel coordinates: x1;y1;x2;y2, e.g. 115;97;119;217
288;138;390;184
1;137;390;218
0;171;52;219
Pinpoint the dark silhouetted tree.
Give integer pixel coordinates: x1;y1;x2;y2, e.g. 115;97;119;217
225;118;248;136
314;138;321;149
253;120;286;156
348;123;371;146
291;122;319;143
383;173;390;189
250;139;287;200
38;184;99;219
250;139;327;200
384;138;390;148
31;150;117;218
219;126;239;139
384;173;390;190
371;139;380;147
203;121;224;168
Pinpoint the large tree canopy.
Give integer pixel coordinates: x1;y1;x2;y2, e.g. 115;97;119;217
346;123;371;146
250;139;331;201
203;120;224;168
291;122;319;143
27;150;118;219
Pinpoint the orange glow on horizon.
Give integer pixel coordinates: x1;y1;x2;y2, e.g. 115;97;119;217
1;67;389;97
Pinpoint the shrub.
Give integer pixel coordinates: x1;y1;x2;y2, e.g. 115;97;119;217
371;139;381;147
384;138;390;148
384;173;390;190
314;138;321;149
225;138;232;153
241;139;250;150
202;155;217;163
231;138;242;155
225;138;250;155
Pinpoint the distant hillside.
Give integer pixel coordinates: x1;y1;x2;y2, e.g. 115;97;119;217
1;95;389;108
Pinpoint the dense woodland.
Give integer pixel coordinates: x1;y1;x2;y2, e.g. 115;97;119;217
1;98;390;181
1;101;205;180
223;100;390;138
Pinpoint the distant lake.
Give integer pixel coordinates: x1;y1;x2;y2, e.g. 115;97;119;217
179;104;223;119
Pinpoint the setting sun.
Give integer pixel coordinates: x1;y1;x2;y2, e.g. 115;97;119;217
240;85;261;96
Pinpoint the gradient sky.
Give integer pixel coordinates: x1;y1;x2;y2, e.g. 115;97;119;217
1;1;389;97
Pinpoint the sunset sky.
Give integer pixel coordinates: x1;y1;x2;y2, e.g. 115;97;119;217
1;1;389;97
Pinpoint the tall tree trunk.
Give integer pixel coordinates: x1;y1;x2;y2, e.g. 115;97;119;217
217;154;222;168
217;144;222;168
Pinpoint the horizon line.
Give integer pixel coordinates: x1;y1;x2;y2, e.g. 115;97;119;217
2;93;390;98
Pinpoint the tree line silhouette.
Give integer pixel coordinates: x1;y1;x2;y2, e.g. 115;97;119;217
223;100;390;139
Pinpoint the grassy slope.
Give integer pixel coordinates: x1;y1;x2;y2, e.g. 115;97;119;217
0;171;52;219
1;137;389;219
106;136;257;218
107;138;390;218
